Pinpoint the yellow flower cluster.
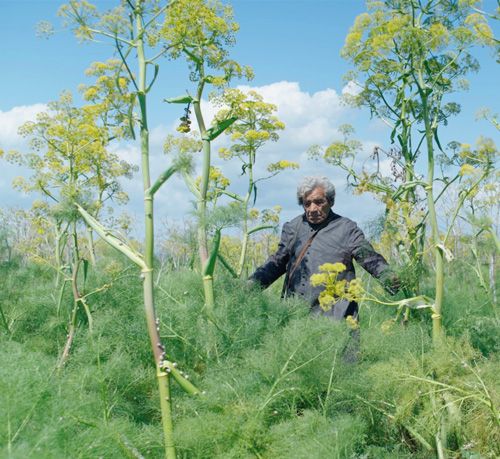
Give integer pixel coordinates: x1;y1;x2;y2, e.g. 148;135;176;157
459;164;477;176
347;279;363;301
310;273;328;287
319;262;347;273
345;315;359;330
310;263;364;312
248;208;260;220
244;130;270;142
318;291;336;311
218;147;233;160
267;160;300;173
209;167;230;189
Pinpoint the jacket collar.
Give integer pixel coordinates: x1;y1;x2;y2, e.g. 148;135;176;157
302;209;338;230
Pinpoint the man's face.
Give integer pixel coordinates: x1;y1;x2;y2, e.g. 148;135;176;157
303;187;331;224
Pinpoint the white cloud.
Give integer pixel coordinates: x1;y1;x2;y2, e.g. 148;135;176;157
192;81;386;228
109;142;141;167
0;104;47;147
341;80;362;97
237;81;345;148
150;123;172;151
1;85;388;234
0;104;48;209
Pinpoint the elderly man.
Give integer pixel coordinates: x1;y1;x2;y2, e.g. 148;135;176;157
250;176;398;320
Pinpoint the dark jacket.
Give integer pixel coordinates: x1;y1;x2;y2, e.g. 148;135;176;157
250;211;393;319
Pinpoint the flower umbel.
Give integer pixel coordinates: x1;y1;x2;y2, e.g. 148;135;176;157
310;263;364;312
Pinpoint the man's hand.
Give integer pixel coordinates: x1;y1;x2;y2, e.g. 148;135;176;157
380;269;401;296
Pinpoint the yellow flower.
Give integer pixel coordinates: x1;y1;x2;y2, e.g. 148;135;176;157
267;160;300;173
319;262;347;274
83;86;98;100
318;291;335;311
459;164;476;176
310;273;328;287
333;279;347;297
346;279;363;301
219;147;233;159
346;315;359;330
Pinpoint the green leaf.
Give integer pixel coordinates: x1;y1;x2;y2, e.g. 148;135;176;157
115;73;125;96
203;229;221;277
182;171;201;200
146;63;159;94
127;93;136;140
436;243;454;262
391;180;426;200
390;121;399;143
205;117;237;141
82;258;89;288
184;47;202;65
76;204;146;270
164;94;194;104
216;253;237;279
247;224;276;236
433;128;444;153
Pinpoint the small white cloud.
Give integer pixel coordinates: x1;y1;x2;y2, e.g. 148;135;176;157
341;80;362;97
150;123;172;151
109;142;141;167
0;104;47;147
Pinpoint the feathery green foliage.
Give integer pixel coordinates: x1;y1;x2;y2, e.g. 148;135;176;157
0;252;498;457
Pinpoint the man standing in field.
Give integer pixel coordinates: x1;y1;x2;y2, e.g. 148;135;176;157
250;176;399;320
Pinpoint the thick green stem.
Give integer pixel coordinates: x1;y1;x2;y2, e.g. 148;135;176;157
55;226;63;288
202;275;216;315
137;9;176;458
143;269;176;457
157;370;175;458
193;78;216;316
57;304;78;369
421;93;444;343
57;221;84;368
58;262;80;369
87;227;96;265
77;204;146;269
237;231;249;278
237;153;254;278
56;279;69;319
54;224;69;289
403;163;424;295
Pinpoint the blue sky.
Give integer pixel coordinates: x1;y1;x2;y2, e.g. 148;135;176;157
1;0;498;235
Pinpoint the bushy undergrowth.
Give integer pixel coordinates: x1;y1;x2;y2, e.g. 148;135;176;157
0;257;498;458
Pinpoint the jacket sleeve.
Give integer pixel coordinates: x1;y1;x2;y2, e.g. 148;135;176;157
347;223;391;279
249;221;294;289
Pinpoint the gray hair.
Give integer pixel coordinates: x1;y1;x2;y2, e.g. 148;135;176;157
297;176;336;206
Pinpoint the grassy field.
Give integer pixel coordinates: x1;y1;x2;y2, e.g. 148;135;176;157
1;252;498;458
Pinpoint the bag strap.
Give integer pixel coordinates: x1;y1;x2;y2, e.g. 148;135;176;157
282;228;321;297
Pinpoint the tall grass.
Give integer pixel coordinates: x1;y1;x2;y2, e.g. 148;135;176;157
1;255;498;458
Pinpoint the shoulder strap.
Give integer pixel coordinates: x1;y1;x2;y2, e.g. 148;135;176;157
286;230;320;287
281;214;333;298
